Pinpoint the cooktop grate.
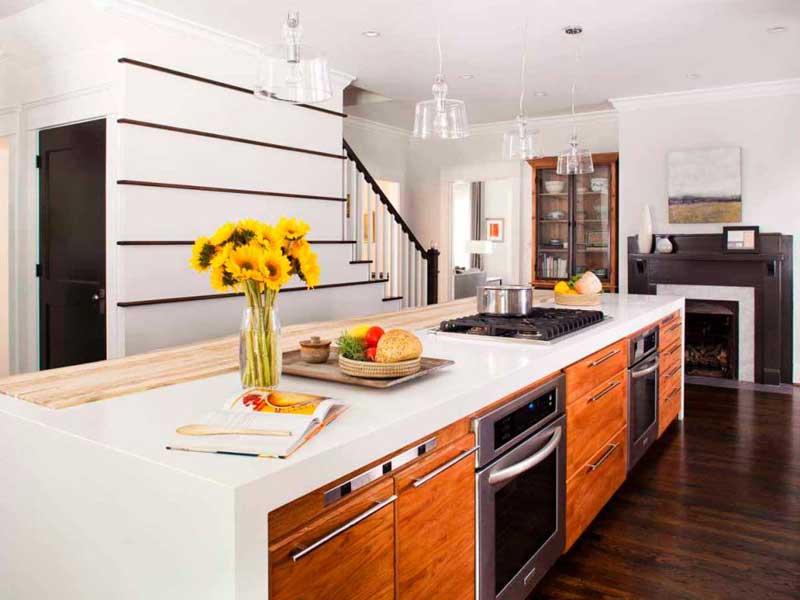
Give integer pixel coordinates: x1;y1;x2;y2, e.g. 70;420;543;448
439;307;605;341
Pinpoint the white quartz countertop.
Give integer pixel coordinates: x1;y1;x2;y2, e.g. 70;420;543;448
0;293;683;511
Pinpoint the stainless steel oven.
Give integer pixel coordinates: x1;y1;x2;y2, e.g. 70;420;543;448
627;325;659;470
474;375;566;600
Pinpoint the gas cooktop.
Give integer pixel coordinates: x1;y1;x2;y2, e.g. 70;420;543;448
437;307;606;343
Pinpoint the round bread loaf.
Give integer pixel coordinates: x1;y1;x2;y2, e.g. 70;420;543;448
375;329;423;363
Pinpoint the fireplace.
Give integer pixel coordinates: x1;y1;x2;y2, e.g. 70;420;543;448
684;300;738;379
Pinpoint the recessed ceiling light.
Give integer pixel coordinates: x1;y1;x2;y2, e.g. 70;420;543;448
534;91;547;97
460;74;474;80
361;30;380;38
766;25;787;34
686;73;700;79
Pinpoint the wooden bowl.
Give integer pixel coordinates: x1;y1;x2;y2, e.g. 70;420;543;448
554;292;602;306
338;355;422;379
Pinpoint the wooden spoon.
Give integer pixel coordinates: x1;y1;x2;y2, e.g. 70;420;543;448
176;424;292;437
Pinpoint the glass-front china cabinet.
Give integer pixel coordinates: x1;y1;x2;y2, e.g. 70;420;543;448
528;153;619;291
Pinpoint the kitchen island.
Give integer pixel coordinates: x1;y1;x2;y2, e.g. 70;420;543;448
0;293;684;600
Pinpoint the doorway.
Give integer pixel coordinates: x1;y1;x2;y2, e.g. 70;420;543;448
38;119;106;369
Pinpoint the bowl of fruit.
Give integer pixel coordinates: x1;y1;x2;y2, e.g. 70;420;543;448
553;272;603;306
337;325;423;378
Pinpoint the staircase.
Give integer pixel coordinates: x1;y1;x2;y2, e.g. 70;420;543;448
342;140;439;309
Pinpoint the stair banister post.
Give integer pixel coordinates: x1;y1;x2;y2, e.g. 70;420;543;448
426;243;440;305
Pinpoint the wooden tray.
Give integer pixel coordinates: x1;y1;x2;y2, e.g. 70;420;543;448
282;350;454;389
554;291;602;306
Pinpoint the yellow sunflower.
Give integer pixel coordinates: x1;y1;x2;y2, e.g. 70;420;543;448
261;224;285;250
210;242;231;269
190;236;215;272
261;250;292;291
210;266;238;292
227;243;266;282
287;238;312;261
237;219;264;241
298;252;320;288
277;217;310;241
210;222;235;246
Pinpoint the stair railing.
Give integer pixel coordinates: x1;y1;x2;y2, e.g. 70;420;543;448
342;139;439;308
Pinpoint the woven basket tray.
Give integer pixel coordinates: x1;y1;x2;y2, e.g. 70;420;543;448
338;355;422;379
554;291;602;306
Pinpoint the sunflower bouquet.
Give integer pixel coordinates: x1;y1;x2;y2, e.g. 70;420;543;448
191;217;320;388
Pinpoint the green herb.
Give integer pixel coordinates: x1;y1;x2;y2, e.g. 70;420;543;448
337;332;366;360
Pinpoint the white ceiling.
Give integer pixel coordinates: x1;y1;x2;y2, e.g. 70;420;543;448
0;0;44;19
7;0;800;127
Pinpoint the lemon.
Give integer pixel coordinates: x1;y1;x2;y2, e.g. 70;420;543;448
347;324;372;339
554;281;571;295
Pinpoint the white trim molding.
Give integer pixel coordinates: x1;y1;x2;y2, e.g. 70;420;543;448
610;78;800;111
468;109;618;136
344;115;411;138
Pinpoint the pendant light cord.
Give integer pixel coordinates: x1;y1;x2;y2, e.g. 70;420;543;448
519;20;528;117
437;26;443;76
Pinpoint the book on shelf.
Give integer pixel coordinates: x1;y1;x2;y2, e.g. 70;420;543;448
539;254;568;279
168;389;348;459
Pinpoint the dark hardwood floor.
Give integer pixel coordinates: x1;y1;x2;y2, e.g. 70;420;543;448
533;383;800;599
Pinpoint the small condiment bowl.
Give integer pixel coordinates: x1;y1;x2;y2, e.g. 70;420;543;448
299;336;332;363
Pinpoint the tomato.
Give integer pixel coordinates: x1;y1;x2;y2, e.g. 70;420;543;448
365;346;377;362
364;326;385;348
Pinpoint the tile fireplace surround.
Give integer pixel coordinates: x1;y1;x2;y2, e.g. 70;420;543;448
656;284;754;381
627;233;793;385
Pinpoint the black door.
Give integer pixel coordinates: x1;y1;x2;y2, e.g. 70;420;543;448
39;119;106;369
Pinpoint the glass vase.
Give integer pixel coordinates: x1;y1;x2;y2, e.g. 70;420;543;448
239;287;281;389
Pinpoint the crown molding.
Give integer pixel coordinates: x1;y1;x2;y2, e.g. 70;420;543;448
610;78;800;111
344;115;411;138
469;109;618;136
100;0;355;86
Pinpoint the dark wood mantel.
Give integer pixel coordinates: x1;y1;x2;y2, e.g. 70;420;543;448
627;233;793;384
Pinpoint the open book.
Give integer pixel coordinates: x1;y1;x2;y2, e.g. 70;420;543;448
168;389;347;459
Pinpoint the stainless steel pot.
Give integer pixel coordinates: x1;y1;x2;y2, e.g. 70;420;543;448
477;285;535;316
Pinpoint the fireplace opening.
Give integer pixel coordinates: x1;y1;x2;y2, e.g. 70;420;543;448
684;299;739;379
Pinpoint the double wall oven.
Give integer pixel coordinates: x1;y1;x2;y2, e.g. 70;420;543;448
473;375;566;600
627;325;659;470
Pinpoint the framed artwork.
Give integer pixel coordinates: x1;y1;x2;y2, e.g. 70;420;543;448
485;218;504;242
722;226;759;253
667;147;742;223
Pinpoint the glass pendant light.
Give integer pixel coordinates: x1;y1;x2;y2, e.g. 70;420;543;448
412;29;469;139
556;26;593;175
254;10;332;104
503;21;540;160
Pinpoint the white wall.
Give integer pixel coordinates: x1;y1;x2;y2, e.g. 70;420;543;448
615;90;800;382
0;137;10;377
482;178;515;284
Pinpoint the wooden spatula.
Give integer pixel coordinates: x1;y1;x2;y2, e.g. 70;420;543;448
176;424;292;437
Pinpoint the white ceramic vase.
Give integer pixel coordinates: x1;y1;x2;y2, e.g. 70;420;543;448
637;206;653;254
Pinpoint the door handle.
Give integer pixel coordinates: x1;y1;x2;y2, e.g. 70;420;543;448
290;495;397;562
488;427;562;486
92;289;106;316
589;348;621;368
412;446;478;488
631;358;659;379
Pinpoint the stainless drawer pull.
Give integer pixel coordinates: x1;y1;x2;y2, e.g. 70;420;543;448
587;443;619;473
589;348;621;368
667;322;682;333
588;380;621;403
667;365;681;378
668;386;681;400
668;344;682;356
412;446;478;488
291;495;397;562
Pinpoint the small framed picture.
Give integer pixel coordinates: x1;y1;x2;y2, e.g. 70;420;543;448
486;218;504;242
722;226;759;253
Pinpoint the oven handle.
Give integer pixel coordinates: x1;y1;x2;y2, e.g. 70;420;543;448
487;426;562;487
631;359;659;379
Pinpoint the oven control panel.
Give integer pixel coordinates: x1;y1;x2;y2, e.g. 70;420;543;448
493;388;557;450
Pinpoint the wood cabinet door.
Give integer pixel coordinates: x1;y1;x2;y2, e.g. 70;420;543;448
269;479;396;600
565;339;627;402
395;435;477;600
565;426;627;551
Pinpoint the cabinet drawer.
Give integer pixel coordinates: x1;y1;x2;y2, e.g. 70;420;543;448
566;371;627;480
565;426;627;551
565;340;627;403
659;317;683;351
660;339;683;374
659;360;682;393
270;479;396;600
658;380;682;437
396;434;476;600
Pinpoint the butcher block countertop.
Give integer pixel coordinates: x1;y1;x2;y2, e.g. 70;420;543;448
0;297;485;409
